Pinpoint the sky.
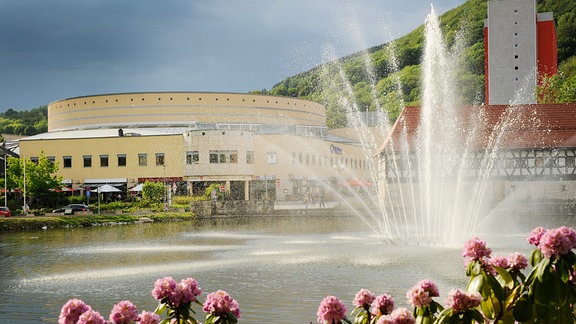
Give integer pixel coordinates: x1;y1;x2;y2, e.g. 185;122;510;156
0;0;465;111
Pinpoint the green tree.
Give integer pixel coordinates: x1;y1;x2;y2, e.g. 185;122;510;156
6;152;62;208
142;181;166;205
536;56;576;103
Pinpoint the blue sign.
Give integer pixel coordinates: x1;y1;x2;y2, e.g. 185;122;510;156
330;144;342;154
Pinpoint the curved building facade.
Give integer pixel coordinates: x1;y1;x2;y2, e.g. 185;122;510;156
21;92;374;202
48;92;326;132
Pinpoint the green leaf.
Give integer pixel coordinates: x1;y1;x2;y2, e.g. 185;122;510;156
154;302;167;315
564;251;576;266
435;308;454;324
353;310;369;324
469;309;485;323
530;249;543;267
535;257;551;283
487;273;506;300
481;297;495;319
534;273;564;307
467;274;484;293
494;265;514;289
415;315;433;324
534;300;551;319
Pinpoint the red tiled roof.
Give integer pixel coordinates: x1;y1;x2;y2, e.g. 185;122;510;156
378;103;576;153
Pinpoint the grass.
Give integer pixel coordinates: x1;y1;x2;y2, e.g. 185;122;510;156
0;212;197;232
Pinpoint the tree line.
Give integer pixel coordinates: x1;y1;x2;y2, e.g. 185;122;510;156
261;0;576;128
0;106;47;137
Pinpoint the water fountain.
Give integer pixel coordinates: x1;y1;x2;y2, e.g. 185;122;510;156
327;6;570;247
318;6;478;245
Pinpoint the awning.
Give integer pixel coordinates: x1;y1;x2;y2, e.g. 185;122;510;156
339;179;374;187
84;178;127;184
129;183;143;192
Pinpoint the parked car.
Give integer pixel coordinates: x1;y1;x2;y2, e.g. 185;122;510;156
0;206;11;217
53;204;90;214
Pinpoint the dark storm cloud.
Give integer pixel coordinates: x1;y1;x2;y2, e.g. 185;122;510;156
0;0;465;110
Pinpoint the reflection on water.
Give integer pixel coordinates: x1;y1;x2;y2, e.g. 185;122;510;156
0;215;556;323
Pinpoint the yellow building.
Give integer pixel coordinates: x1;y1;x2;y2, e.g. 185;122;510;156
20;92;374;201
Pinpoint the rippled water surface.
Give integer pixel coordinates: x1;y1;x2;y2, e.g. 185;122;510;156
0;215;550;323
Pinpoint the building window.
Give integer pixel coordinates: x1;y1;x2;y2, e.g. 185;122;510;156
514;43;518;48
30;157;39;165
514;32;518;37
515;66;519;70
156;153;165;166
209;150;238;163
246;151;254;164
83;155;92;168
514;55;518;59
566;156;575;169
267;152;277;164
138;153;147;166
100;155;109;167
117;154;127;167
63;156;72;168
47;156;55;165
186;151;199;165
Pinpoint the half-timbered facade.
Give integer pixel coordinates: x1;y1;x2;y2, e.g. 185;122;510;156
377;103;576;206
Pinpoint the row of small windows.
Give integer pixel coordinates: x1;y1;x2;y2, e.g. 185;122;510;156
512;11;520;82
50;151;257;168
57;96;306;108
62;153;167;168
36;150;364;170
291;152;369;170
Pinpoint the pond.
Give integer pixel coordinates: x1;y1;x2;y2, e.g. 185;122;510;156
0;215;546;323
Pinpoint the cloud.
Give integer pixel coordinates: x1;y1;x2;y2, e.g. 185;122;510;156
0;0;465;110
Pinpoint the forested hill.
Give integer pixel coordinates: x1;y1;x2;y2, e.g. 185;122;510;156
262;0;576;128
0;106;47;137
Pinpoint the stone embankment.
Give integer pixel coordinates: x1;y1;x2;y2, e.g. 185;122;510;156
0;200;350;232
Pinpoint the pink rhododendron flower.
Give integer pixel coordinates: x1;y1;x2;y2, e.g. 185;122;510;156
462;237;492;264
491;254;509;269
538;226;576;258
169;278;202;307
507;252;528;271
371;294;395;317
138;311;160;324
316;295;347;324
202;290;241;318
375;308;415;324
76;309;107;324
527;226;547;246
446;289;481;313
151;276;178;302
109;300;138;324
353;288;376;309
406;279;439;308
59;298;92;324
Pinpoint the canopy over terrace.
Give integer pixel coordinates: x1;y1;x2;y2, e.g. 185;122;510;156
94;184;121;193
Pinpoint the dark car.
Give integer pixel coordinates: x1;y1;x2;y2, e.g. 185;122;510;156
0;206;11;217
53;204;90;214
